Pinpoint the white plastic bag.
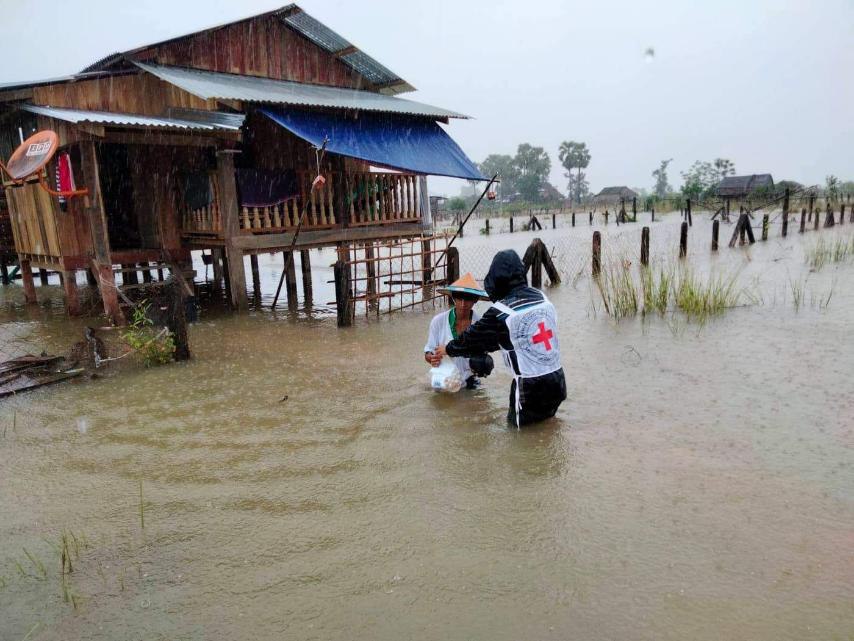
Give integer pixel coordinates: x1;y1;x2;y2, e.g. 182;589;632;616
429;357;463;393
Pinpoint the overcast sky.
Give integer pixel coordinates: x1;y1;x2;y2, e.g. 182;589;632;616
2;0;852;197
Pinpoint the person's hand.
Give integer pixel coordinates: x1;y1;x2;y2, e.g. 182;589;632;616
425;351;442;367
434;344;448;360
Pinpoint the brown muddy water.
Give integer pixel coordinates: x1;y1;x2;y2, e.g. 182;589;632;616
1;215;852;640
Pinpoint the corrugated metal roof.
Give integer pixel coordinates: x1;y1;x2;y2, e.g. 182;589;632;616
279;9;411;91
136;62;468;119
18;104;243;131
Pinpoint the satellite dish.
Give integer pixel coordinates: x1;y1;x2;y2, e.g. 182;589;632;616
0;130;87;198
4;130;59;181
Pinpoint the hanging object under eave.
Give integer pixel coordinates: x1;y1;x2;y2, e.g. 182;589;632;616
260;107;486;181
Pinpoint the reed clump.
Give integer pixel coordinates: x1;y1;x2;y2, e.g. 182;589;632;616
805;233;854;270
595;255;743;321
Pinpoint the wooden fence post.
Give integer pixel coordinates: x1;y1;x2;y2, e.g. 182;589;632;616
552;213;556;229
679;222;688;258
632;197;637;222
333;260;352;327
815;203;820;230
840;204;846;225
781;187;790;236
808;194;815;222
592;231;601;276
712;220;719;251
165;277;191;361
761;214;769;240
485;219;490;234
825;205;835;228
640;226;649;265
571;212;576;227
686;199;692;226
589;211;593;225
651;206;655;222
799;208;806;233
509;216;514;233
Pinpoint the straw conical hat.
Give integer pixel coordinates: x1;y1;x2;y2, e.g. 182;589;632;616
437;272;489;300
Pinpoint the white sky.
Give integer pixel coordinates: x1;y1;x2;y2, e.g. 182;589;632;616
1;0;852;197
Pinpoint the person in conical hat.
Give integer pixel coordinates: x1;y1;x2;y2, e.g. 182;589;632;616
424;272;493;389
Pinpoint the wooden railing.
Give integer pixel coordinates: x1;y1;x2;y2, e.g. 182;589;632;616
347;172;421;225
181;170;421;238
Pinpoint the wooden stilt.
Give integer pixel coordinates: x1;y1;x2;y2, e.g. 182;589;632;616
0;259;9;285
20;258;36;304
215;151;248;310
300;249;313;303
284;252;298;307
61;271;81;316
86;268;97;287
38;269;49;286
250;254;261;299
211;248;224;289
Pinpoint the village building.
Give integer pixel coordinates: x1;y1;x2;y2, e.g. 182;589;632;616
715;174;774;199
0;4;483;322
593;186;637;207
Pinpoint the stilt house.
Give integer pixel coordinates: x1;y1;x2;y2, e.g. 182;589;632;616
0;5;483;322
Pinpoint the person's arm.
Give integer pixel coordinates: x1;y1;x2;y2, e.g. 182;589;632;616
424;314;444;366
440;308;507;358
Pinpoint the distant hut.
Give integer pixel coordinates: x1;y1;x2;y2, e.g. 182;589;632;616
715;174;774;215
593;186;637;209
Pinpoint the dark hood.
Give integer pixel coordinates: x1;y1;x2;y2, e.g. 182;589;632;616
484;250;527;302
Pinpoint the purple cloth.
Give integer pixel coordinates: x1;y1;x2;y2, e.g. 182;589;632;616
236;169;299;208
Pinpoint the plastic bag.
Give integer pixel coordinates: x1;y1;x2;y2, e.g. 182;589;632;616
429;357;463;393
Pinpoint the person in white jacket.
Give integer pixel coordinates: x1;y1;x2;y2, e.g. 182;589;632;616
424;273;491;389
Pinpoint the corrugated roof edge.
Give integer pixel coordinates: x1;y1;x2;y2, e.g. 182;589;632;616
17;104;243;131
133;62;470;120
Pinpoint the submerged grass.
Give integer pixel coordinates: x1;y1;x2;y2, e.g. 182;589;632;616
596;255;744;321
805;233;854;270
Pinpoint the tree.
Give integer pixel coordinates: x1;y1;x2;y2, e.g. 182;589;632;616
652;159;672;198
558;141;591;204
447;197;467;212
825;175;839;204
513;143;551;202
712;158;736;183
479;154;518;199
568;171;590;204
680;158;736;199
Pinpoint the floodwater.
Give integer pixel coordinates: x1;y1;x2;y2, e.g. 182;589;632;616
1;214;852;640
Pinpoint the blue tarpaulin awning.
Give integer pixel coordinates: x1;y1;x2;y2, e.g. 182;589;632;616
260;107;486;181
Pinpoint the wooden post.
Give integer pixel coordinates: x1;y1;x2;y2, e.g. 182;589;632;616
165;277;191;361
249;254;261;299
781;187;789;236
640;226;649;265
761;214;769;241
38;269;49;286
679;222;688;258
712;220;719;251
744;213;756;244
509;216;514;233
300;249;313;302
215;150;248;310
211;248;224;289
0;259;8;285
840;204;846;225
61;271;81;316
86;268;97;287
19;258;36;304
333;260;352;327
651;206;655;222
592;231;601;276
814;203;820;231
808;194;815;223
446;246;460;285
524;240;543;289
799;208;806;233
686;199;692;226
589;211;593;225
284;251;298;307
485;219;490;234
632;197;637;222
79;140;124;325
551;213;556;229
604;211;609;225
123;264;139;285
825;205;835;228
571;212;576;227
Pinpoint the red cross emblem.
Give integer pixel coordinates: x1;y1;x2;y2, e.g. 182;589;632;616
531;322;554;351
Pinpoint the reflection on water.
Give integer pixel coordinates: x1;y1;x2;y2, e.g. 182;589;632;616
0;217;852;640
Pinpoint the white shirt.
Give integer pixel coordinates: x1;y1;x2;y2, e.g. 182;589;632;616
424;309;481;382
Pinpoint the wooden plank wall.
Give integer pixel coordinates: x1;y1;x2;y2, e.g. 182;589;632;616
32;74;209;117
6;182;62;257
148;16;371;89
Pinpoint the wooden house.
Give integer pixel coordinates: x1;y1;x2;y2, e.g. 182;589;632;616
0;4;483;322
715;174;774;199
593;186;638;207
